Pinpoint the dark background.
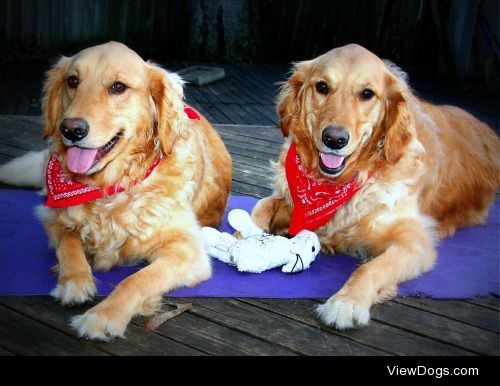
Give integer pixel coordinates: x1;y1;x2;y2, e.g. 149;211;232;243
0;0;499;94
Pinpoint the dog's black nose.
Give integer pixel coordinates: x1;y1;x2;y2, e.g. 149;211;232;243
60;118;89;142
322;125;350;150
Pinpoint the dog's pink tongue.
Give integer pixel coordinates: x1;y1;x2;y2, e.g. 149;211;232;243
320;152;345;169
66;147;98;174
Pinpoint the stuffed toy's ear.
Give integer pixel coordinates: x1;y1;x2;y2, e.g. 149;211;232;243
289;230;321;256
148;64;186;155
283;230;319;273
228;209;263;237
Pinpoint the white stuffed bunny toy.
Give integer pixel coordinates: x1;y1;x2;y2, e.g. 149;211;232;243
201;209;321;273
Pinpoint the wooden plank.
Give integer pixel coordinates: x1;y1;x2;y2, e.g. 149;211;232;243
184;84;207;105
219;126;283;149
0;296;205;356
244;103;278;126
235;104;274;126
233;170;274;191
231;180;272;198
395;297;500;333
224;143;278;162
465;297;500;311
230;65;281;101
211;75;251;104
370;301;499;355
217;127;284;146
0;145;33;159
193;79;227;104
196;103;234;124
176;297;388;355
228;152;275;173
232;163;275;181
224;65;270;104
136;302;297;356
242;298;475;356
0;115;45;156
216;103;254;124
0;303;109;355
223;137;281;158
222;69;263;104
0;114;44;134
0;346;15;356
203;76;240;104
0;131;45;152
215;124;284;143
225;65;269;103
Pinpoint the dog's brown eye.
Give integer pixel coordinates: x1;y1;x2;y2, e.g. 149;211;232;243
67;76;79;89
110;82;127;95
316;81;329;95
360;88;375;100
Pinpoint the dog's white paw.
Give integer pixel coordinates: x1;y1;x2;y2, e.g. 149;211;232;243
51;272;96;306
70;308;128;341
316;295;370;329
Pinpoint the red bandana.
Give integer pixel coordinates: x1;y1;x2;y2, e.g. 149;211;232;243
286;143;362;235
45;155;162;208
183;105;201;120
45;105;201;208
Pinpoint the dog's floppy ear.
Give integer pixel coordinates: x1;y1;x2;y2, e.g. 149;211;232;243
149;64;186;155
277;60;311;137
383;64;412;164
42;56;69;140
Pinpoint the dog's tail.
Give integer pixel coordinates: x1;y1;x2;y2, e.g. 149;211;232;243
0;150;48;188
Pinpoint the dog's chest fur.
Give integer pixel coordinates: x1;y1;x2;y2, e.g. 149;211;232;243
280;170;422;258
44;181;197;271
318;179;417;256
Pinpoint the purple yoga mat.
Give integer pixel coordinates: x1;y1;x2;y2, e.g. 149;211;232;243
0;189;498;299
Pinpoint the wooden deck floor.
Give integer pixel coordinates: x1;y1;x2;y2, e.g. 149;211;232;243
0;60;498;356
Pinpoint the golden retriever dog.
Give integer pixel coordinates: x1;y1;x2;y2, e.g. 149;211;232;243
7;41;232;340
251;44;500;329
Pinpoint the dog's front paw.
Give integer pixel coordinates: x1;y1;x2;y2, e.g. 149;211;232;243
70;305;129;341
51;272;96;306
316;293;371;330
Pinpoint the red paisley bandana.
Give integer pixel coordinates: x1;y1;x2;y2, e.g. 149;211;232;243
286;143;363;235
45;155;162;208
44;105;201;208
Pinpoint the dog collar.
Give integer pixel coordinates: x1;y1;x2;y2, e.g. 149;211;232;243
44;105;201;208
285;142;363;235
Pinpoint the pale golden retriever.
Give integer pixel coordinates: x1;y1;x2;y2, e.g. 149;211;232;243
23;42;231;340
251;44;500;329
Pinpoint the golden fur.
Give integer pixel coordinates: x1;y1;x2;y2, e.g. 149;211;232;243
39;42;232;340
251;44;500;329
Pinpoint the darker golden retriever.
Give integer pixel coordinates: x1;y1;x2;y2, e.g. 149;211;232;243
2;42;232;340
251;44;499;329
